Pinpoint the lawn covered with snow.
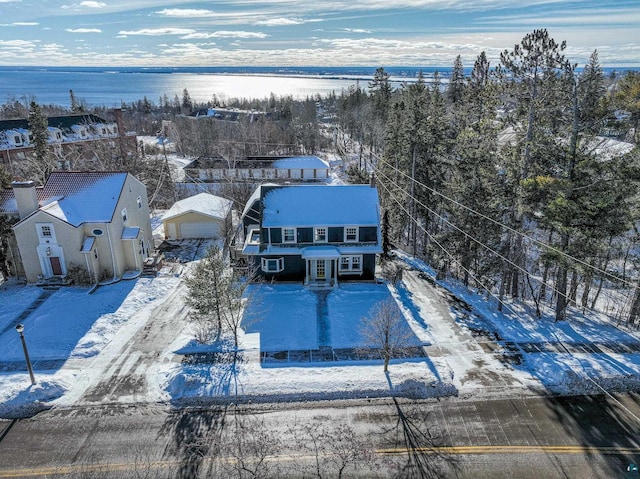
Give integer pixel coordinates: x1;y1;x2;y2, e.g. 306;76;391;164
3;249;640;418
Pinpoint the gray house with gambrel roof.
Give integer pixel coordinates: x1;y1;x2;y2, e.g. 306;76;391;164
240;182;382;287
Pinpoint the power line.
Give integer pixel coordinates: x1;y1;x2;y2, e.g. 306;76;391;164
374;152;639;291
375;160;635;322
376;173;523;317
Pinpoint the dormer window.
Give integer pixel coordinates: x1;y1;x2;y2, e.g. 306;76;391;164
314;227;327;243
345;227;358;242
282;228;296;244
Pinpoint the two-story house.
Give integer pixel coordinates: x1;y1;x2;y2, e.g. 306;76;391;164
240;182;382;287
0;171;153;284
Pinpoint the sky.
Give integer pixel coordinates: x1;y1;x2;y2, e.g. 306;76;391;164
0;1;638;68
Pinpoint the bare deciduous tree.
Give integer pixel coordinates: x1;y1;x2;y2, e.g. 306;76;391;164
360;298;414;372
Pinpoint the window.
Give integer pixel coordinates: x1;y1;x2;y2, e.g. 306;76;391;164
261;257;284;273
36;223;56;243
92;228;103;236
345;227;358;242
282;228;296;244
121;208;128;222
246;226;261;246
137;195;142;209
314;227;327;243
339;255;362;273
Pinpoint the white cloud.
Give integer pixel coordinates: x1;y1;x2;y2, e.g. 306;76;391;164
180;33;219;40
118;28;196;36
207;30;269;38
0;22;38;26
0;39;38;48
80;1;106;7
255;17;306;26
66;28;102;33
344;28;372;33
156;8;218;18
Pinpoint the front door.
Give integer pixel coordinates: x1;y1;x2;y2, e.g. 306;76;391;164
316;260;326;280
49;256;63;275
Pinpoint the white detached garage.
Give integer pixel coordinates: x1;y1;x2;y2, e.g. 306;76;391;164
162;192;233;240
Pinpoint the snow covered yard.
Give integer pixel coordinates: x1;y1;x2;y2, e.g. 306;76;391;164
398;251;640;396
162;281;448;404
3;248;640;417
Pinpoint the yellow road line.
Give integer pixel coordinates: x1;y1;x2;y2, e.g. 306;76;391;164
2;445;639;477
377;445;640;455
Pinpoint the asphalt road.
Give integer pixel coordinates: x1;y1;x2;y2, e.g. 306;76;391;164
1;394;640;478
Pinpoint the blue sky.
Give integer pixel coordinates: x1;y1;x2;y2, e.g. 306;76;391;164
1;0;638;67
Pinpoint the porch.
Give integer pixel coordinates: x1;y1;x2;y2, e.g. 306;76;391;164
302;247;340;289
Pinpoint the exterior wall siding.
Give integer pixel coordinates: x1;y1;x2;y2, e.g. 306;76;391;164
297;227;313;243
163;211;226;240
252;255;306;282
269;227;282;244
360;226;377;242
328;227;343;242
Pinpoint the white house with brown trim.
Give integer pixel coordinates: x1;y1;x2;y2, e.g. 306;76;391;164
0;171;153;284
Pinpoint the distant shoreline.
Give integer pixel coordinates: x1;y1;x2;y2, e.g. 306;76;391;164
1;65;637;108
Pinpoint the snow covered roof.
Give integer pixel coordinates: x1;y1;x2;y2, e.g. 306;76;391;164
262;185;380;227
4;172;131;227
80;236;95;253
301;246;341;259
39;172;129;226
241;183;276;220
272;156;329;170
162;192;233;222
121;227;141;240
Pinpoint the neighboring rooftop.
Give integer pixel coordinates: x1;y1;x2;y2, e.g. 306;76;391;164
185;155;329;170
0;114;111;132
162;192;233;221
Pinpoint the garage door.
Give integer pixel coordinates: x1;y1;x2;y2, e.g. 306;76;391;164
179;222;219;239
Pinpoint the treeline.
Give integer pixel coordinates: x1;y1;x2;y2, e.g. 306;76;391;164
336;29;640;323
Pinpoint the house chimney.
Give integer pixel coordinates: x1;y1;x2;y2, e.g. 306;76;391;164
369;173;377;188
12;181;39;219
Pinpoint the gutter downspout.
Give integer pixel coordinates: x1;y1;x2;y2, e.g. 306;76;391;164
84;253;93;284
106;224;118;281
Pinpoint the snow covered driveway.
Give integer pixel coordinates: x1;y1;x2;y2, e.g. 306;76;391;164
396;265;546;398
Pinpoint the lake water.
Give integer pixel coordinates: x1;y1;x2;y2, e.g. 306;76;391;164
0;66;430;108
